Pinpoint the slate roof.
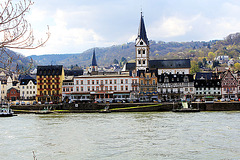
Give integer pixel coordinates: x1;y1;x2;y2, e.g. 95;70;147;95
195;72;218;80
92;48;97;66
65;70;83;76
20;79;37;85
125;59;191;71
157;74;194;83
194;79;221;87
37;65;63;76
149;59;190;69
137;12;149;45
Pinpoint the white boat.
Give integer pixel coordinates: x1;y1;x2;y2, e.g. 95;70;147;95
0;104;14;117
172;101;200;112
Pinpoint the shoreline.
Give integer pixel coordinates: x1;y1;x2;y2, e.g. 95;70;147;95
11;102;240;113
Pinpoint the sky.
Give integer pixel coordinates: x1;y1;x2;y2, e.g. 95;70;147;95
14;0;240;56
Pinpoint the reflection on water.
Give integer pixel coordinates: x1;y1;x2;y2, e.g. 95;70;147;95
0;112;240;160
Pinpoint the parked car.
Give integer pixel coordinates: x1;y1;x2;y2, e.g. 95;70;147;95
21;101;25;105
213;99;218;102
16;102;20;105
26;102;30;105
33;101;37;105
195;99;201;102
220;98;225;102
225;98;230;102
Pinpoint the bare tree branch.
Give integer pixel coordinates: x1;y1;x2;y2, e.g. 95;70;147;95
0;0;50;74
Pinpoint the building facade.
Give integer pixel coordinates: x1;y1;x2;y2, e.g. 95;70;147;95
19;75;37;100
36;65;64;103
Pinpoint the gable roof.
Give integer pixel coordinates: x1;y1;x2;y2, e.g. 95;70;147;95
125;59;191;71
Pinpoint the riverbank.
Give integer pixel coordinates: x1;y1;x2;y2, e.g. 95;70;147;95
10;102;240;113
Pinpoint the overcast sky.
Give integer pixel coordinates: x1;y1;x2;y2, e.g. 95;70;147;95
17;0;240;56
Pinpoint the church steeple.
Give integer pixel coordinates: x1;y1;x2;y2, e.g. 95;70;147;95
137;12;149;45
135;12;150;71
91;48;97;66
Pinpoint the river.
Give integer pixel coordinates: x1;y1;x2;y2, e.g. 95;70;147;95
0;112;240;160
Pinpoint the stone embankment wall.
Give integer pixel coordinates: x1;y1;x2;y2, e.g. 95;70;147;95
11;102;240;112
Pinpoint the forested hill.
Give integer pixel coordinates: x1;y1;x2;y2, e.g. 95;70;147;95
29;40;217;67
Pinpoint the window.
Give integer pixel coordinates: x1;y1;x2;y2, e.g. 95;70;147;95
125;79;128;84
110;86;112;90
101;80;103;84
105;86;108;91
138;60;141;65
110;80;112;84
140;41;143;45
81;80;83;84
88;87;90;91
92;86;94;91
105;80;108;84
96;86;99;91
92;80;94;84
76;80;79;84
114;80;117;84
77;87;79;91
143;60;145;64
114;86;117;91
121;79;123;84
121;86;123;91
141;80;143;85
153;80;155;85
138;50;141;54
97;80;99;84
126;86;128;90
142;50;145;54
87;80;90;84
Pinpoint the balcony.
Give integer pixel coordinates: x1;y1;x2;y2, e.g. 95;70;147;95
38;83;44;85
55;77;60;80
46;78;52;80
55;88;60;90
46;88;52;91
38;88;44;91
38;78;44;80
46;82;52;85
55;82;60;85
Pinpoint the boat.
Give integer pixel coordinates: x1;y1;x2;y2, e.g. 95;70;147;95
35;106;53;114
172;101;200;112
0;104;15;117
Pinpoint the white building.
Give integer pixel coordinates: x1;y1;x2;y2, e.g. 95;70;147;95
62;74;139;102
19;75;37;100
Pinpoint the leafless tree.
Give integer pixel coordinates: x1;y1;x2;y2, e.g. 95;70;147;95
0;0;50;73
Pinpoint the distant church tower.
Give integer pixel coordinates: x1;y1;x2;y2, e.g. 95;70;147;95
135;12;149;71
90;48;98;72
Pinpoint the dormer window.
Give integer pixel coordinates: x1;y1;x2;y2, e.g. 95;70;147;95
140;41;143;45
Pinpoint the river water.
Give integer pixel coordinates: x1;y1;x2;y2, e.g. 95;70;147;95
0;112;240;160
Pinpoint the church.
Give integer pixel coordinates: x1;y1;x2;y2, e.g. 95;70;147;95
122;12;191;75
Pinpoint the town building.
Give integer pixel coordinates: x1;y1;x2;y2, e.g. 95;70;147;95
19;75;37;100
67;74;137;102
36;65;64;103
138;69;158;101
7;87;20;101
221;70;238;99
157;73;194;101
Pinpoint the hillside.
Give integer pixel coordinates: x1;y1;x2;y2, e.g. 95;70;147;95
28;40;215;67
0;48;33;73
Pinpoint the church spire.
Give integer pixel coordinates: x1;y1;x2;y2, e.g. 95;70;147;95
137;12;148;45
91;48;97;66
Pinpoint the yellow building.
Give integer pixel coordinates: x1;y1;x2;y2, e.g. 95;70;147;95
139;69;158;101
36;65;64;103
